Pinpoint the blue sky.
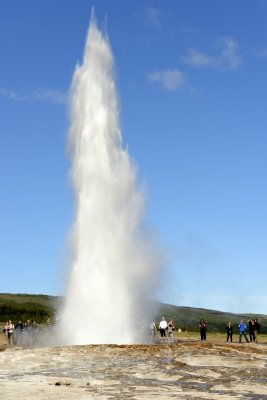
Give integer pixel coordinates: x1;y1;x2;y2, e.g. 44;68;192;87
0;0;266;314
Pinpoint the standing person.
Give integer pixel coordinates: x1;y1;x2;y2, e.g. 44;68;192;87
168;320;175;342
24;320;32;345
238;320;249;343
199;319;207;340
7;320;15;345
159;317;168;338
254;318;261;343
225;321;233;342
14;320;24;345
248;319;255;342
150;322;156;338
31;321;38;344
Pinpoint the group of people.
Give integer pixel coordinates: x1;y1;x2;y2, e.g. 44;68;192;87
150;317;262;343
3;320;39;346
150;317;175;341
226;318;261;343
3;316;262;346
199;318;261;343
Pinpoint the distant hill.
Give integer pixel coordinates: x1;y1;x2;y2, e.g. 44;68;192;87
155;302;267;333
0;294;266;333
0;293;59;323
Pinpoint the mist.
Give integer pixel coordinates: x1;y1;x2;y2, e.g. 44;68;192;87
58;12;162;344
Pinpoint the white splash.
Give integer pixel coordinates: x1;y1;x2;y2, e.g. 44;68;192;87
59;12;161;344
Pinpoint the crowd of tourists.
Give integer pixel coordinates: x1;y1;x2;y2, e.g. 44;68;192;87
150;317;262;343
2;316;262;346
2;319;49;346
226;318;261;343
198;318;261;343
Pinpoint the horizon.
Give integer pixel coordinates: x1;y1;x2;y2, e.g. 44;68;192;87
1;292;266;317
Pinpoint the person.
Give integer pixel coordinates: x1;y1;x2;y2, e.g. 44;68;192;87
167;320;175;342
248;319;255;342
199;319;207;340
14;320;24;345
24;320;32;346
238;320;249;343
7;320;15;345
31;320;38;344
225;321;233;342
150;322;156;338
254;318;261;343
159;317;168;338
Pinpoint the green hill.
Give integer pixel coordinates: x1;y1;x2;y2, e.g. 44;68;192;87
0;294;266;333
0;293;59;323
155;302;267;333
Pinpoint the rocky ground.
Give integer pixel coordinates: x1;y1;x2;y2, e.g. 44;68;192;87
1;340;267;399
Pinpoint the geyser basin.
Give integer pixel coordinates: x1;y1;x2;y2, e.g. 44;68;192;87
2;342;267;399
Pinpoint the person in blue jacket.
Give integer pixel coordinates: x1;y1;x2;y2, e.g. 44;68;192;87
238;320;249;343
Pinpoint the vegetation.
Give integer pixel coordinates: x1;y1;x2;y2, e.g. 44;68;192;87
0;294;266;333
0;293;60;323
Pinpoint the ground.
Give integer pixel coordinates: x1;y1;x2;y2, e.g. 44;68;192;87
1;337;267;399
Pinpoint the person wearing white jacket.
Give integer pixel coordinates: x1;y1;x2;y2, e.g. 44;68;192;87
159;317;168;338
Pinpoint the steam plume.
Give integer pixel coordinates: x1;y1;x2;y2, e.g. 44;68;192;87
59;11;161;344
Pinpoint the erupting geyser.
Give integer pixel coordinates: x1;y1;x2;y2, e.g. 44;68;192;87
59;12;161;344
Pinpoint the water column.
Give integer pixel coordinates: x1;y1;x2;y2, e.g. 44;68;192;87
60;12;161;344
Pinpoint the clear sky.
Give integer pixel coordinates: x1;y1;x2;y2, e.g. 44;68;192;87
0;0;266;314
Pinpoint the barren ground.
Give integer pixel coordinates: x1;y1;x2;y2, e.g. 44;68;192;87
1;336;267;399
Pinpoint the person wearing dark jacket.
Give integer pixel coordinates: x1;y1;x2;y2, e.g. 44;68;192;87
14;321;24;345
248;319;256;342
225;321;233;342
199;319;207;340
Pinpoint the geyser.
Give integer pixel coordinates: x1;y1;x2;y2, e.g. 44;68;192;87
59;12;161;344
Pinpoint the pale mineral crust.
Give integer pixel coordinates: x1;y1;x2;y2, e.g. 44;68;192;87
1;341;267;399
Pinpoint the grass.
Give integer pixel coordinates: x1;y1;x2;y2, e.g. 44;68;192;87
170;331;267;343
